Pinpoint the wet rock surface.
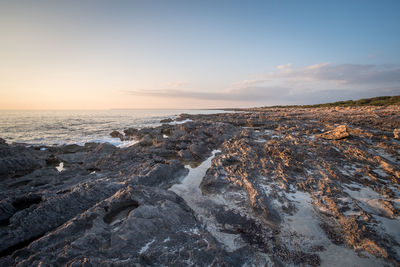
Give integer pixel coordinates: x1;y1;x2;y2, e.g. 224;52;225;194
0;105;399;266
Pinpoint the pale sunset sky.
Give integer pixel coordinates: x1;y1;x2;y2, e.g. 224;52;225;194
0;0;399;109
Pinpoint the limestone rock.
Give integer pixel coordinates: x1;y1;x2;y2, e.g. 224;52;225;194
1;106;400;266
394;128;400;139
318;125;350;140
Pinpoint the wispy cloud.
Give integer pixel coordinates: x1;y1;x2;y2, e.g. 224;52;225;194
267;63;400;84
124;63;400;105
124;86;292;102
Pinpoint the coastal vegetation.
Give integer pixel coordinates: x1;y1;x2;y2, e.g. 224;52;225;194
272;95;400;108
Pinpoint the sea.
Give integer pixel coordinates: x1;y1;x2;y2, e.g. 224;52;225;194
0;109;226;147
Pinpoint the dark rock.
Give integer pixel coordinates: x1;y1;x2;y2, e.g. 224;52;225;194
0;144;43;180
138;127;156;137
83;142;99;150
1;186;246;266
110;130;125;141
171;129;186;139
0;201;15;226
57;152;86;164
177;149;193;160
134;160;188;188
11;193;42;211
59;144;85;154
123;128;139;136
93;142;117;154
189;143;209;160
160;118;173;123
0;179;122;257
139;134;153;146
45;155;60;166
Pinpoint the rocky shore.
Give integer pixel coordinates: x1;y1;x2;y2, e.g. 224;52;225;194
0;106;399;266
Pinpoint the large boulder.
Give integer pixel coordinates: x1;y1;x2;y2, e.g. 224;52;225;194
110;130;124;141
123;128;139;137
317;125;350;140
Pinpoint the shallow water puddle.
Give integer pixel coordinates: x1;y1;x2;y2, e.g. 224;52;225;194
343;183;391;215
170;150;246;252
284;191;324;238
170;150;219;200
282;189;385;267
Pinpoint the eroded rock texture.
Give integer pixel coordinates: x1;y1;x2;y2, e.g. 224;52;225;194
0;105;399;266
197;106;400;266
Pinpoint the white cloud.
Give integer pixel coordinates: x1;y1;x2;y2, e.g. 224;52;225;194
125;63;400;105
277;63;292;70
124;86;292;102
267;63;400;84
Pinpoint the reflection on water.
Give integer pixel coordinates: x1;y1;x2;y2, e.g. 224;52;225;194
170;150;246;252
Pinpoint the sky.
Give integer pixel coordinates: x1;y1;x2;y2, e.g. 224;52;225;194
0;0;399;109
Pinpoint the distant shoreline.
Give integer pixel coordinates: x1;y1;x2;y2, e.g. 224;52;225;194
218;95;400;111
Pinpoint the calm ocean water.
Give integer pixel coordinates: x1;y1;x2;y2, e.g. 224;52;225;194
0;109;225;147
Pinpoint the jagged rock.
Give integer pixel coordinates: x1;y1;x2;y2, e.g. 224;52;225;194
45;155;60;166
138;127;156;137
133;160;188;188
177;149;191;158
110;130;124;140
1;106;399;266
0;143;44;180
83;142;100;150
0;186;250;266
0;180;122;256
0;200;15;226
139;134;153;146
57;151;86;164
318;125;350;140
123;127;139;136
160;118;173;123
59;144;85;154
394;128;400;139
92;142;117;154
171;129;186;139
189;143;209;160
